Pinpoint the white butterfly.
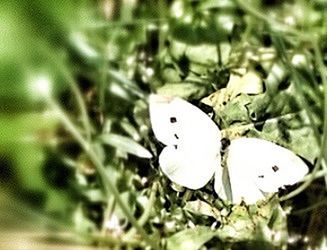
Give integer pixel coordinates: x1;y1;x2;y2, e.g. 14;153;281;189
149;94;309;204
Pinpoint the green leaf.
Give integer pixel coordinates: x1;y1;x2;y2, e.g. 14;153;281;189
214;198;288;246
184;200;221;220
99;133;152;159
247;110;319;163
167;226;216;250
204;81;319;162
217;205;255;242
157;82;208;100
107;69;145;99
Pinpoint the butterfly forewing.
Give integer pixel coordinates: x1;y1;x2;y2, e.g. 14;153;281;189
149;95;180;145
149;94;222;189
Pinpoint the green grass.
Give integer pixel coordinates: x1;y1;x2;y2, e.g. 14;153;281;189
0;0;327;249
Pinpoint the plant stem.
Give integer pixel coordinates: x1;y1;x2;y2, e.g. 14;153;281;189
312;41;327;189
101;196;116;238
292;199;327;215
124;182;158;240
38;41;93;142
302;168;327;182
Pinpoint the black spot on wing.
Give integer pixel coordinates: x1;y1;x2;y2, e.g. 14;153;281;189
272;165;279;172
258;175;264;178
170;117;177;123
174;134;179;139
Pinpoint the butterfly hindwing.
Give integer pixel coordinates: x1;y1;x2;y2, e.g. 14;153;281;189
226;138;308;203
160;145;220;189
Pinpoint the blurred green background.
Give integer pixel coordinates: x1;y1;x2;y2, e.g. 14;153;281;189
0;0;327;249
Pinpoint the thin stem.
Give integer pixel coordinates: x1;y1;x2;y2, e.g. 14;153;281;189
62;69;93;143
48;98;160;250
272;35;321;144
280;161;322;202
270;36;323;201
280;40;327;201
107;69;145;99
101;196;116;238
281;167;327;201
312;40;327;189
302;168;327;182
292;199;327;215
38;41;93;142
124;182;158;240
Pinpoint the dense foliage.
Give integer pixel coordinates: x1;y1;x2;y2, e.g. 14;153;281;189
0;0;326;249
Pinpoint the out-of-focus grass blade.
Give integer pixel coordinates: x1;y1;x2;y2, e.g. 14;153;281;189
99;133;152;159
107;69;145;99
